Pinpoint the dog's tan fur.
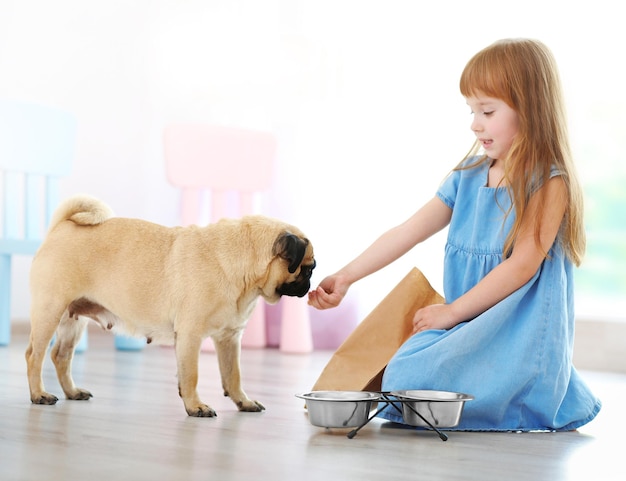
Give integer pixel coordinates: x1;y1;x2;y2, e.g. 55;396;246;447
25;195;315;417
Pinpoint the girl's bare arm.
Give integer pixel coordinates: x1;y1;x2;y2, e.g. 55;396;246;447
308;196;452;309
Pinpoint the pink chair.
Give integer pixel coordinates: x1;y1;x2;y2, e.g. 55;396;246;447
163;123;313;352
0;100;87;350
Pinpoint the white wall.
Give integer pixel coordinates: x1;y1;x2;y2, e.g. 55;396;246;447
2;0;625;323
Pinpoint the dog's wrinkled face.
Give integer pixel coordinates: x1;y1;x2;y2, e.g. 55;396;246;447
277;258;316;297
273;233;316;298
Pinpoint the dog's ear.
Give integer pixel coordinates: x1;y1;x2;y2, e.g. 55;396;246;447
273;233;309;273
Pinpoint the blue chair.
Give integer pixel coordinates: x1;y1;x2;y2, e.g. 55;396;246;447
0;99;86;349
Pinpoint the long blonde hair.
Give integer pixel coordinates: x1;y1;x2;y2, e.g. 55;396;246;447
459;38;585;266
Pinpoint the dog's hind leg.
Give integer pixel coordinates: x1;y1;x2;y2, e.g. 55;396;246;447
51;312;93;401
175;330;217;417
25;303;65;405
214;331;265;413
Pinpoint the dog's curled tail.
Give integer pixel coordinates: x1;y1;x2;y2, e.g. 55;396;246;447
48;195;114;231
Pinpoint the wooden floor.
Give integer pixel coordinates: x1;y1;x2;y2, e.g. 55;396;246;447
1;326;624;481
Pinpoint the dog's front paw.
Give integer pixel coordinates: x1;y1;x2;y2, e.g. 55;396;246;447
31;392;59;405
237;400;266;412
66;388;93;401
186;403;217;418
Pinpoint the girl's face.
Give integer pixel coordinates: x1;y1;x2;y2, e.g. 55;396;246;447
466;93;519;161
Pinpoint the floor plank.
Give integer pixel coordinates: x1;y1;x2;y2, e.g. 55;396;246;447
1;326;624;481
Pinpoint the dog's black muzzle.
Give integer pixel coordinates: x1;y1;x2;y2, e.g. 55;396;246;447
277;261;315;298
277;279;311;298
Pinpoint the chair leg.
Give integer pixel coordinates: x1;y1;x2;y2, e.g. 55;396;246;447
0;255;12;345
279;297;313;353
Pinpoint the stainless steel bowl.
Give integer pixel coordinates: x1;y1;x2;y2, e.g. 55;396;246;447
296;391;381;428
391;390;474;428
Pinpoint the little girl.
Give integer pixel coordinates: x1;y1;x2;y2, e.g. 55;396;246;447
308;38;601;431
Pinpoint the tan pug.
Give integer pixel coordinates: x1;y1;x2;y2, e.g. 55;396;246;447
25;195;315;417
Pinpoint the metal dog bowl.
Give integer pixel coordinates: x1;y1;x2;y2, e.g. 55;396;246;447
390;390;474;428
296;391;382;428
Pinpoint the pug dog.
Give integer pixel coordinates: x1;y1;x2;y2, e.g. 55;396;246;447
25;195;315;417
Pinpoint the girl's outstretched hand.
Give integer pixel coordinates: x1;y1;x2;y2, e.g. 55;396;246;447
412;303;460;333
307;275;349;310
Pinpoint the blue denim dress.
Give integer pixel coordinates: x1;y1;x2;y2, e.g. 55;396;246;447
378;160;601;431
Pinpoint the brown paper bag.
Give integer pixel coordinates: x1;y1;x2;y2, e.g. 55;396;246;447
311;267;444;393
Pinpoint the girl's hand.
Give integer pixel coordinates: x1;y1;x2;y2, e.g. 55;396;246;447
412;304;460;334
307;275;349;310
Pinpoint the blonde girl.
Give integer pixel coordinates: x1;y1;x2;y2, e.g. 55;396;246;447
308;38;600;431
